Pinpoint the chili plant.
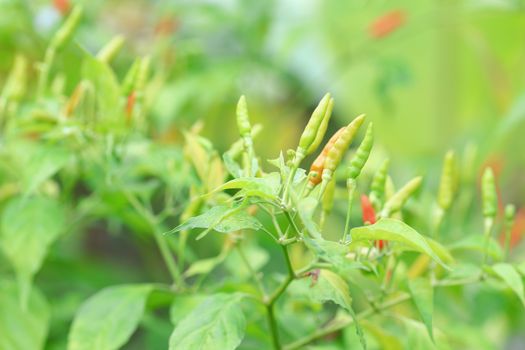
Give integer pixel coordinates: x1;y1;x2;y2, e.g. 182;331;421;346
1;5;524;350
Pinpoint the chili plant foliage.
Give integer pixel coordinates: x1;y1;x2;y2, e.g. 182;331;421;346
0;5;524;350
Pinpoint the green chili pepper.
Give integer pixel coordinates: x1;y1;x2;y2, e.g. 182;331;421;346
122;59;141;96
97;35;125;64
437;150;457;211
226;124;262;159
370;158;390;211
135;56;151;93
503;203;516;259
1;54;27;103
481;167;497;220
306;96;334;155
236;95;252;137
322;114;366;179
297;93;331;159
348;122;374;180
50;6;83;51
381;176;422;217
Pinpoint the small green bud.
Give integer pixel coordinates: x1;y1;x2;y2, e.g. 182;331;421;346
481;167;497;219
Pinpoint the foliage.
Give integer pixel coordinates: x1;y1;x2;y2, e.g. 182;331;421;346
0;1;525;350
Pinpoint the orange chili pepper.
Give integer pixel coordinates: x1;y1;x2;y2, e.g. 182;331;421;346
126;91;136;120
369;10;406;39
307;127;345;188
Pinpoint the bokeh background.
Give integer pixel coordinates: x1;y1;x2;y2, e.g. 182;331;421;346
2;0;525;349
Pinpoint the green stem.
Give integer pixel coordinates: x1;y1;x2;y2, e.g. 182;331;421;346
284;293;411;350
482;217;494;266
283;210;300;238
342;180;356;244
123;190;183;287
265;245;296;349
267;303;281;349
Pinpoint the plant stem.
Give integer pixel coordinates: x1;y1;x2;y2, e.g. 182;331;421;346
265;245;296;349
284;293;411;350
267;303;281;349
123;190;183;287
342;180;356;244
283;210;300;238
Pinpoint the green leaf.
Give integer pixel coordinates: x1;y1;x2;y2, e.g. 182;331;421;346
212;173;280;200
360;319;403;350
222;153;243;178
169;205;262;240
518;261;525;276
304;237;372;273
293;196;322;239
408;278;434;340
449;235;503;261
350;218;447;268
170;294;207;325
68;284;153;350
491;263;525;307
22;144;70;195
0;280;50;350
309;270;366;350
424;237;454;265
0;196;66;306
169;293;246;350
184;248;229;278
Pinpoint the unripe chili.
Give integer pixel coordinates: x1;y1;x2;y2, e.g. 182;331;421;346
481;167;497;219
322;114;365;182
381;176;422;217
437;150;457;211
298;93;331;156
306;97;334;155
348;122;374;180
236;95;251;137
370;158;390;211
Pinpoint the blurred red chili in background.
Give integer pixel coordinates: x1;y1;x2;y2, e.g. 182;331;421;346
369;10;406;39
53;0;70;15
126;91;136;120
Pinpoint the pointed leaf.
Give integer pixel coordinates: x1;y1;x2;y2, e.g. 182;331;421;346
492;263;525;306
68;284;153;350
0;280;50;350
309;270;366;349
169;293;245;350
350;218;447;268
449;235;503;261
212;173;280;200
0;196;65;306
169;205;262;240
22;145;70;195
408;278;434;340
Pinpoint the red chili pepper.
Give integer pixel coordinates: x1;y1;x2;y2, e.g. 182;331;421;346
126;91;136;120
361;194;385;250
361;194;376;225
369;10;406;39
53;0;70;15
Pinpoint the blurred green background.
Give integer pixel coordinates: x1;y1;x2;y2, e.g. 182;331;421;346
2;0;525;349
3;0;525;193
